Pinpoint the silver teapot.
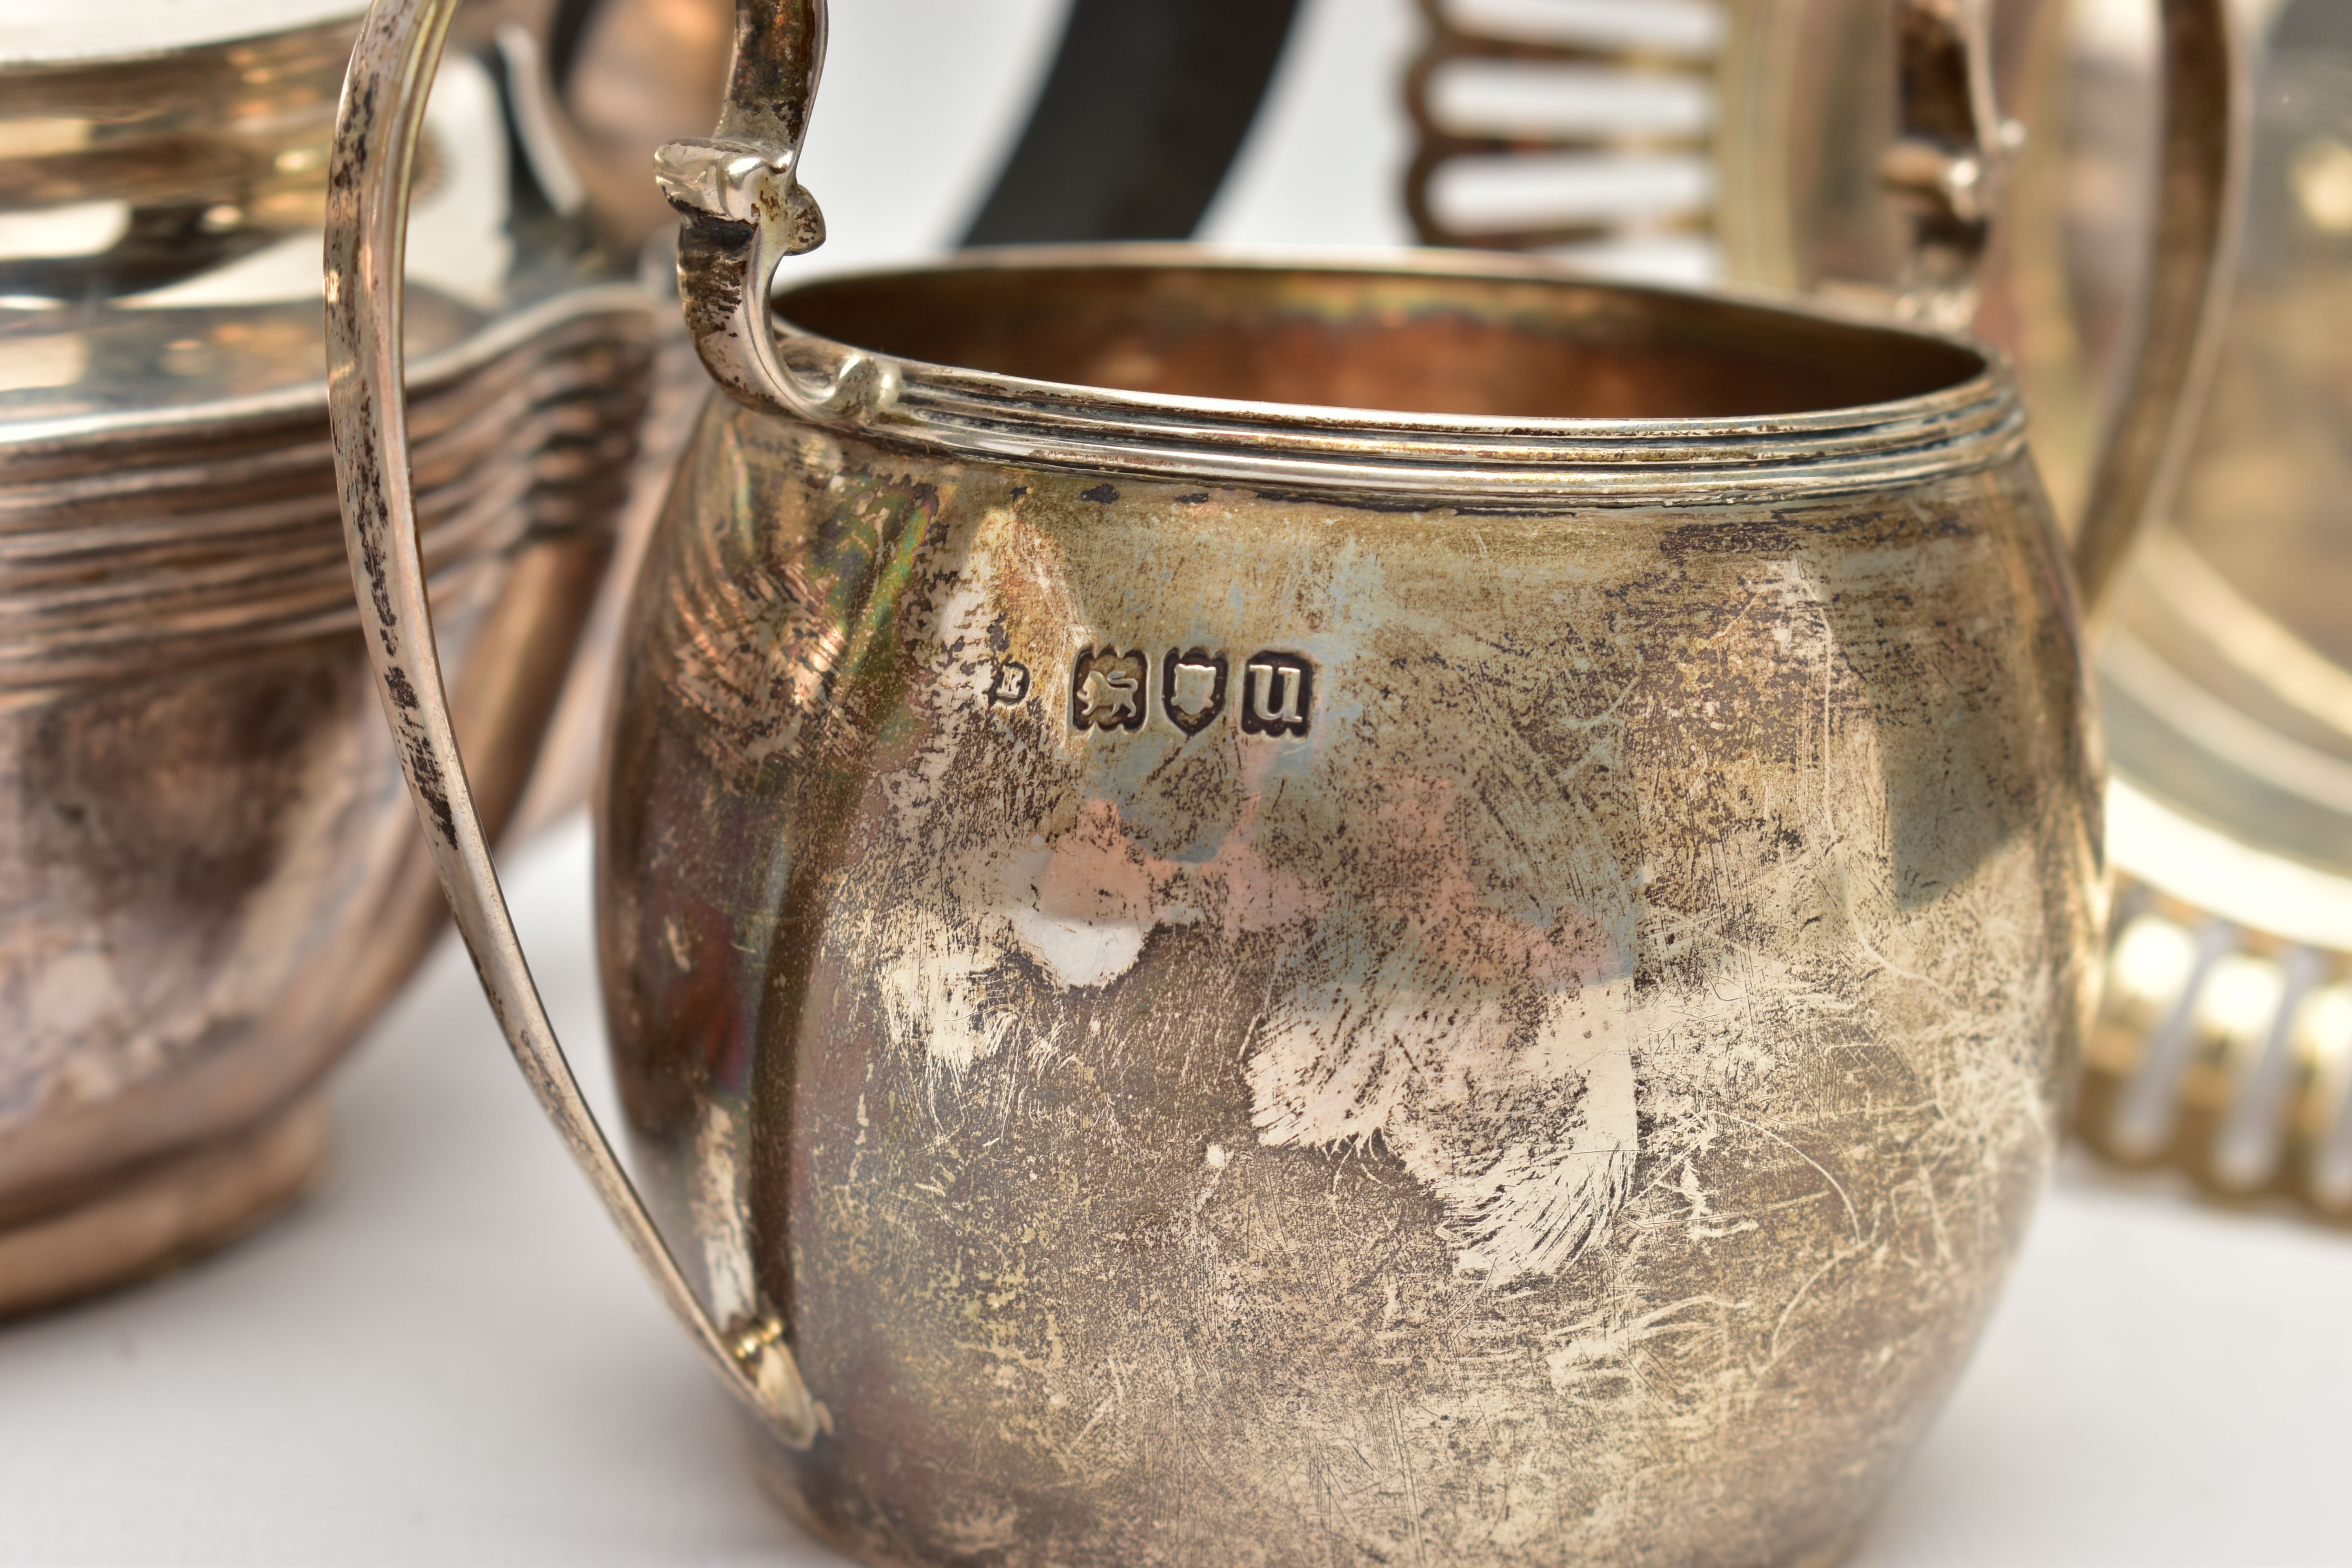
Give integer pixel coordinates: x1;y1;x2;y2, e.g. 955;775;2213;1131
0;0;722;1315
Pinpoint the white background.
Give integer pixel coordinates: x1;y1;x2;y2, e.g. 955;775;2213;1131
3;0;2349;1562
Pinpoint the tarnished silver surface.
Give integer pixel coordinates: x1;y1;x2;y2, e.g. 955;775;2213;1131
1405;1;2352;1224
0;282;651;1313
596;249;2098;1566
0;5;657;1315
325;0;2242;1557
340;230;2108;1566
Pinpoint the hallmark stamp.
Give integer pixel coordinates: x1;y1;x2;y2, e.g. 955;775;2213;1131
1240;652;1313;737
1065;646;1314;736
1161;648;1228;735
1071;648;1147;731
986;661;1032;706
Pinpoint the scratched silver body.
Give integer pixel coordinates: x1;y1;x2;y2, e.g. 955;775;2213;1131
596;252;2100;1567
0;4;665;1313
328;0;2233;1554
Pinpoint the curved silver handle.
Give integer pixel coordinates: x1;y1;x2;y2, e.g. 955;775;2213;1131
652;0;897;420
2068;0;2242;616
1882;0;2245;618
325;0;822;1450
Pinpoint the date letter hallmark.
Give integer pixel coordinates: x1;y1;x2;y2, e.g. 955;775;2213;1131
1071;648;1148;732
1240;652;1313;737
1162;648;1228;735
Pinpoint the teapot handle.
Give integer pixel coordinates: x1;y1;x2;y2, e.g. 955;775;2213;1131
326;0;824;1449
1882;0;2245;616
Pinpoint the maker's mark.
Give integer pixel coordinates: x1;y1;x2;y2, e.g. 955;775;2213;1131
986;661;1032;706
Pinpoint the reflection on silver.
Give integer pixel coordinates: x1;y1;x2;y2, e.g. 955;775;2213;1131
0;7;662;1316
2073;0;2352;1216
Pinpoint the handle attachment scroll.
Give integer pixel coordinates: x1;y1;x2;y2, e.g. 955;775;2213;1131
325;0;822;1450
653;0;896;421
1882;0;2245;619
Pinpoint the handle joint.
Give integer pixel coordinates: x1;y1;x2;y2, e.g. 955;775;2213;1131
728;1312;829;1444
655;136;821;244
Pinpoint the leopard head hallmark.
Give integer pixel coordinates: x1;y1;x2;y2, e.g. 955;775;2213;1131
1163;648;1228;734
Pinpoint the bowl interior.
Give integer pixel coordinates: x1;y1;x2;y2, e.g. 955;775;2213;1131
775;258;1989;422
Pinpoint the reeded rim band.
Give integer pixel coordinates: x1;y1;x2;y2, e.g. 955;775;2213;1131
771;247;2029;506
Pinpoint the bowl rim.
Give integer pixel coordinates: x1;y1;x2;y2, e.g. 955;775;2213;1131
763;244;2027;507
